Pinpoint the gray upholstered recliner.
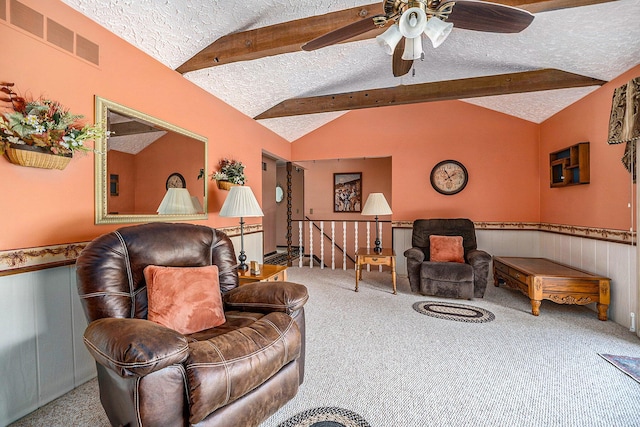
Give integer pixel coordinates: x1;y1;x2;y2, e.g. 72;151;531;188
404;218;491;299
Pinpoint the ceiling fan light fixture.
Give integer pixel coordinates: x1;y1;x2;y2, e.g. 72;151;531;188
402;35;423;61
399;7;427;39
376;24;403;55
424;17;453;48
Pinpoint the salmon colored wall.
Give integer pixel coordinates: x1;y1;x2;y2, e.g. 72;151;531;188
295;158;393;260
1;0;291;250
134;133;204;214
106;150;135;214
539;65;640;230
296;158;392;221
292;101;541;223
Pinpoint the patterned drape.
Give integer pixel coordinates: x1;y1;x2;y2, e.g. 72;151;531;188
608;77;640;181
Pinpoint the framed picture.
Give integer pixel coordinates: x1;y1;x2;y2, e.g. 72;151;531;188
334;172;362;212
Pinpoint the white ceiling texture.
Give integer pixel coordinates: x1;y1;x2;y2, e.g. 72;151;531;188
61;0;640;142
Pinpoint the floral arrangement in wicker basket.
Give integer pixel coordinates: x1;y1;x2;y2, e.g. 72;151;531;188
0;82;105;169
211;158;246;189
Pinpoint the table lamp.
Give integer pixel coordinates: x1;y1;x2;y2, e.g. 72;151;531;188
219;186;264;270
361;193;392;253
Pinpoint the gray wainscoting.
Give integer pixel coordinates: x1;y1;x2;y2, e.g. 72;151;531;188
0;231;265;425
0;265;95;426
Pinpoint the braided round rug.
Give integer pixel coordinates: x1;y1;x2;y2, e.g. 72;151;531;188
277;407;370;427
412;301;495;323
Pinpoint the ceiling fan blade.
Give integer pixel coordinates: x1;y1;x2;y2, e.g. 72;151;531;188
392;39;413;77
302;15;384;51
447;0;534;33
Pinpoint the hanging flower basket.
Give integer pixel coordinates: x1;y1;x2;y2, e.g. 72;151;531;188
211;158;246;189
0;82;105;171
4;143;72;170
216;180;238;191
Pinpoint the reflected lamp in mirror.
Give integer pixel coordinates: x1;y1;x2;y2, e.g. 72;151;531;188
94;96;208;224
361;193;392;253
157;188;198;215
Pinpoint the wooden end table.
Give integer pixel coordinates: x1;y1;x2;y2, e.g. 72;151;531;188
238;264;287;285
493;256;610;320
355;248;397;295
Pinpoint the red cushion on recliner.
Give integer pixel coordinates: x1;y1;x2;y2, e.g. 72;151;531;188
429;235;465;263
144;265;226;334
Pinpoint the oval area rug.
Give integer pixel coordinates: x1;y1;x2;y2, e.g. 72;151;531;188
277;407;370;427
413;301;495;323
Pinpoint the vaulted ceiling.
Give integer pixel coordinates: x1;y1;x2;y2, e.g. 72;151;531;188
62;0;640;142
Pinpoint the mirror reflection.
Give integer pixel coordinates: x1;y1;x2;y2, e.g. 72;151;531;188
95;96;208;224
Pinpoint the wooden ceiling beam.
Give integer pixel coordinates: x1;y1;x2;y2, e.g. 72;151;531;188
176;0;614;74
254;69;606;119
176;4;382;74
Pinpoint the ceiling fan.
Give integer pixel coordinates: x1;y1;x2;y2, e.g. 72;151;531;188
301;0;534;77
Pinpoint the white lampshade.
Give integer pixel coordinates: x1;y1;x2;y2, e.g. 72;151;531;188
376;24;403;55
191;196;204;213
361;193;392;216
402;35;423;61
424;17;453;48
219;186;264;218
157;188;197;215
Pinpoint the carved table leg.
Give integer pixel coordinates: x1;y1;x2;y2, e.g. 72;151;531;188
596;303;608;321
391;257;397;295
597;279;610;321
355;260;360;292
530;299;541;316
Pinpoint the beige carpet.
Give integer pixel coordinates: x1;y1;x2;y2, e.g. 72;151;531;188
11;267;640;426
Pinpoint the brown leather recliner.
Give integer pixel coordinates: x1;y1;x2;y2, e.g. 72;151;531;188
76;222;308;427
404;218;491;299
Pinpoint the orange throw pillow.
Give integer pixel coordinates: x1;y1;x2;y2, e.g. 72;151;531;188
143;265;226;335
429;235;465;263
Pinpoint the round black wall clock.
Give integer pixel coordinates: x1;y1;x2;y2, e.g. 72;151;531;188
166;172;186;189
430;160;468;195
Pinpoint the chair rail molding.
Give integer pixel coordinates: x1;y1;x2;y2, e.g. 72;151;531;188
0;224;263;275
392;221;635;245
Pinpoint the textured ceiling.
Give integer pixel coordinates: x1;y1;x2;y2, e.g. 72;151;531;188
61;0;640;142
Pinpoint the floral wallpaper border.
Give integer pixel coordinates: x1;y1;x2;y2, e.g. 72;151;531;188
393;221;635;244
0;224;262;274
1;222;634;274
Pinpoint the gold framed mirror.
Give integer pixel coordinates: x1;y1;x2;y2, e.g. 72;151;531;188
94;96;208;224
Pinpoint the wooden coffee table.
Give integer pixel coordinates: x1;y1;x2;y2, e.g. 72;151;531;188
238;264;287;285
355;248;397;294
493;256;610;320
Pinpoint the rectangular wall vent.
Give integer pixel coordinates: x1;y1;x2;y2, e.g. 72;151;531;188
76;34;99;65
47;18;73;53
10;0;43;38
5;1;100;66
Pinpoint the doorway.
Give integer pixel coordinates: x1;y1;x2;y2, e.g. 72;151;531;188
261;153;305;264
